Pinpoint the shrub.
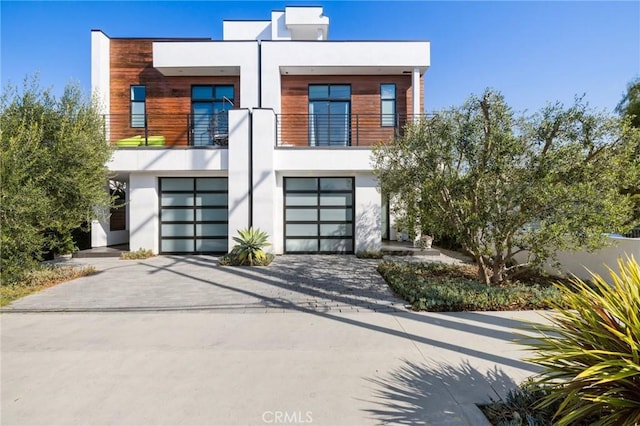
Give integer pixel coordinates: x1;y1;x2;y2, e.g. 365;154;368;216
355;250;384;259
1;265;96;306
526;257;640;426
479;380;600;425
120;248;154;260
377;261;561;311
221;227;273;266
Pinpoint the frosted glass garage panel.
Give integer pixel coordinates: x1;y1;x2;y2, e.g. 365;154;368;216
161;239;193;252
196;208;228;221
286;178;318;191
320;239;353;252
196;239;228;252
286;209;318;221
162;194;194;207
285;239;318;252
286;224;318;237
320;193;352;206
320;224;352;237
161;224;194;237
196;193;227;206
196;224;227;237
161;178;194;191
161;209;194;222
320;178;352;191
320;208;352;221
286;194;317;206
196;178;227;191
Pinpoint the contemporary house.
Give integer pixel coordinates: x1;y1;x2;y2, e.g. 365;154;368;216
91;6;430;254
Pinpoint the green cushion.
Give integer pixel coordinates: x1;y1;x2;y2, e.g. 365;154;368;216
115;136;142;147
145;136;166;146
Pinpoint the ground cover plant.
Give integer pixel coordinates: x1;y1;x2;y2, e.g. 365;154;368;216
120;248;155;260
355;250;384;259
1;265;96;307
377;261;564;311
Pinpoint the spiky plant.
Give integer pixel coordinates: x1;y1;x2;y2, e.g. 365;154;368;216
230;227;271;266
527;257;640;426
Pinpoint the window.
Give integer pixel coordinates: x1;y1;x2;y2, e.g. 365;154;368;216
381;84;396;127
191;85;234;146
130;85;146;128
308;84;351;146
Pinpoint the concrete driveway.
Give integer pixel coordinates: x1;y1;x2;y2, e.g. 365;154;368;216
3;255;405;313
1;255;548;425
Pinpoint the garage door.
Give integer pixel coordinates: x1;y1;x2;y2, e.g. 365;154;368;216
159;177;228;254
284;177;354;253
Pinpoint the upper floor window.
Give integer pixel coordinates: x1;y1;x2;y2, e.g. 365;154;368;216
308;84;351;146
381;84;396;127
191;85;235;146
130;85;146;128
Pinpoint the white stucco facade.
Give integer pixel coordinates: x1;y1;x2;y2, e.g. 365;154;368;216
91;6;431;255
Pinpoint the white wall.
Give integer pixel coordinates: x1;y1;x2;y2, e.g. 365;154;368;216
227;110;251;251
90;30;110;116
261;41;430;113
274;148;374;172
153;41;259;109
223;20;271;41
514;236;640;282
128;174;158;253
355;174;382;252
109;148;227;173
252;109;277;251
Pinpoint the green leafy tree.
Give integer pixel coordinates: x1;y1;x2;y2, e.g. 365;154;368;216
373;89;637;284
616;77;640;128
1;77;113;283
616;77;640;225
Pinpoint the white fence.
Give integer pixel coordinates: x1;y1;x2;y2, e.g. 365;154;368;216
515;236;640;282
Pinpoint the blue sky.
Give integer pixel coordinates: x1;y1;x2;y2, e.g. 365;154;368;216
1;1;638;113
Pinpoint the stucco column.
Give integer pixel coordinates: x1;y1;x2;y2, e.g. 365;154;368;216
251;109;276;252
412;67;421;120
227;109;251;252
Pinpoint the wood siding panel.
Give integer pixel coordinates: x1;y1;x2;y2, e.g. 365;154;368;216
109;39;240;146
280;75;413;147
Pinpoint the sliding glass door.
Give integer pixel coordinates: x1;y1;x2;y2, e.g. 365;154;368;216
308;85;351;146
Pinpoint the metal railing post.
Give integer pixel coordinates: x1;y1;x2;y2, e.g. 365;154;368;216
356;114;359;146
144;115;149;146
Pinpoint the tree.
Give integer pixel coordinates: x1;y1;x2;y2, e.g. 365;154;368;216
0;77;113;283
616;77;640;128
616;77;640;224
373;89;638;284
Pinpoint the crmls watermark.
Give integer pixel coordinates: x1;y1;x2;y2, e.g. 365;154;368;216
262;410;313;424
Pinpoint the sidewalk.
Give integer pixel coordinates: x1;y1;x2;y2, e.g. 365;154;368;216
1;309;548;425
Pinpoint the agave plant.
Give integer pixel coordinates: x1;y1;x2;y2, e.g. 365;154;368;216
230;227;272;266
527;257;640;426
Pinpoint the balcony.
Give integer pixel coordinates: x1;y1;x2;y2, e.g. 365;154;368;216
103;113;230;148
276;114;414;147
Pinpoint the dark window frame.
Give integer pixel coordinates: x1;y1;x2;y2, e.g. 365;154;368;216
158;177;229;255
130;85;146;128
283;177;355;254
308;84;352;146
190;85;235;146
380;83;396;127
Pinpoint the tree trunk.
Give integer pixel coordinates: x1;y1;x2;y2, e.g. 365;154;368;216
491;254;506;284
475;255;491;285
